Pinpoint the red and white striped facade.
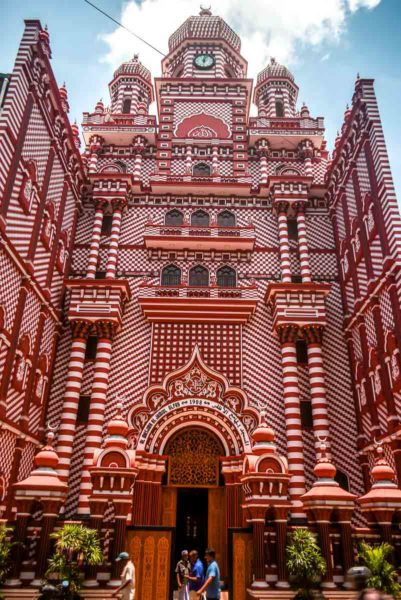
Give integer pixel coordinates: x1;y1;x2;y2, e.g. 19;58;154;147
2;8;401;590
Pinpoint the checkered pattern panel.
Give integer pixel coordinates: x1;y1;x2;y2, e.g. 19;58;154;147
323;283;365;501
351;325;363;362
312;157;328;185
377;400;388;433
379;287;395;331
47;324;73;426
0;429;16;489
345;178;358;219
0;253;21;329
150;322;241;385
309;251;338;278
171;159;186;176
364;308;377;348
17;442;36;481
306;216;335;249
71;246;89;272
173;101;232;130
22;104;52;185
356;154;371;196
357;259;368;298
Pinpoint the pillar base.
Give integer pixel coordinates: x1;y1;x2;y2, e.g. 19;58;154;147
276;581;290;589
4;578;22;587
251;580;269;589
83;578;99;587
107;579;121;587
321;581;337;589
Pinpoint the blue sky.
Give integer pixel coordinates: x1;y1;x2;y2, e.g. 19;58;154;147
1;0;401;199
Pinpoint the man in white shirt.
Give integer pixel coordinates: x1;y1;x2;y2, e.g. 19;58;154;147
113;552;135;600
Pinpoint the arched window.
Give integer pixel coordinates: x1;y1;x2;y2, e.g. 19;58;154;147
165;209;184;226
122;98;131;114
217;210;235;227
191;210;210;227
161;264;181;286
193;162;211;177
275;100;284;117
217;266;236;288
189;265;209;287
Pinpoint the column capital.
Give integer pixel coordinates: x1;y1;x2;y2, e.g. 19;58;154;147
274;200;290;215
293;200;308;215
94;320;118;340
301;325;324;345
277;324;299;344
70;320;92;341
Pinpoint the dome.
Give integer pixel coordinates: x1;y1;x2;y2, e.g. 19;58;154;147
113;54;151;82
257;58;295;86
168;8;241;53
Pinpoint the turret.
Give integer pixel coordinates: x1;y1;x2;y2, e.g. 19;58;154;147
254;57;299;117
109;54;153;115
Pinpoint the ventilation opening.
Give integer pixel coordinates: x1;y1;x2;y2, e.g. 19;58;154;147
300;400;313;428
296;340;308;364
122;98;131;114
101;215;113;236
85;336;98;360
287;219;298;241
77;395;91;424
275;100;284;117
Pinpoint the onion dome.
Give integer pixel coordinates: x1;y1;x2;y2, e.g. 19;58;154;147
168;7;241;53
358;445;401;512
104;403;130;450
257;57;294;86
13;431;68;495
300;102;310;118
344;104;352;122
39;24;50;47
59;82;69;113
113;54;151;83
251;411;276;454
95;99;104;114
71;120;80;148
313;441;337;482
371;446;397;485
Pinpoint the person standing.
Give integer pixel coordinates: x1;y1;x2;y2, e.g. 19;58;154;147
113;552;135;600
196;548;220;600
188;550;204;599
175;549;190;600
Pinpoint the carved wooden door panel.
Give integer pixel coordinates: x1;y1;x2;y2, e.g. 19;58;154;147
126;529;171;600
208;487;227;578
232;531;253;600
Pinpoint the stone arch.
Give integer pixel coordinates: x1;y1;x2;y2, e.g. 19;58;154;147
174;113;231;139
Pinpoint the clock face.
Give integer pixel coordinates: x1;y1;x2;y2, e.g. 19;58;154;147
194;54;215;70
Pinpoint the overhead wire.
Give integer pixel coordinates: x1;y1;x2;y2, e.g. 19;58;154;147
83;0;166;57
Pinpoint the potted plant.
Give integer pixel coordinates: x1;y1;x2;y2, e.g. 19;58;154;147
286;528;326;599
45;523;103;598
0;524;16;598
358;541;400;598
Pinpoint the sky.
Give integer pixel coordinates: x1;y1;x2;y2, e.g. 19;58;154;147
1;0;401;199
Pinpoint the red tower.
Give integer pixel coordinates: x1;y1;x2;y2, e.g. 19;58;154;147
2;8;401;598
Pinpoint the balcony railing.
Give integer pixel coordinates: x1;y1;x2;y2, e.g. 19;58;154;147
138;281;258;323
144;222;256;253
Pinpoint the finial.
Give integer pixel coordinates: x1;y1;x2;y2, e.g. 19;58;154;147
317;436;328;456
199;4;212;16
133;53;139;61
356;72;360;80
270;57;276;64
45;24;48;31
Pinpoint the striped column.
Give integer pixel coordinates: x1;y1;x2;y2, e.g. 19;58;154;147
105;206;123;279
296;203;312;283
276;202;292;282
57;321;91;482
132;136;146;180
303;326;331;452
86;205;104;279
133;153;142;180
278;325;306;518
77;321;116;514
259;154;268;184
185;144;192;176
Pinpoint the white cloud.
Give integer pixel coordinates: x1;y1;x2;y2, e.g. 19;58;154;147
321;53;331;62
100;0;381;84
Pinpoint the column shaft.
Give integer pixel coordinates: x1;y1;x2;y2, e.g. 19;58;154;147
307;342;331;449
317;522;334;586
276;520;289;586
78;332;113;513
106;209;122;279
57;326;89;482
277;211;292;282
87;207;104;279
297;209;312;282
251;520;267;587
280;341;306;517
339;521;354;573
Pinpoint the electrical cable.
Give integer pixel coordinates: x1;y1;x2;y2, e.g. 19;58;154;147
83;0;165;57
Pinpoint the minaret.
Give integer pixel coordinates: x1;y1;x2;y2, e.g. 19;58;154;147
109;54;153;115
254;57;298;118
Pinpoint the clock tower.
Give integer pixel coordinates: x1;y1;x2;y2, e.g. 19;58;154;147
153;6;252;182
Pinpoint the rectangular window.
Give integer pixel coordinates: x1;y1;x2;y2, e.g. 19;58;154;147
296;340;308;364
287;219;298;241
77;395;91;424
101;215;113;236
85;336;98;360
300;400;313;428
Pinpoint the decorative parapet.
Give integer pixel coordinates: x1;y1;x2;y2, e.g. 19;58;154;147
249;116;325;149
82;113;156;146
65;279;131;329
138;281;257;323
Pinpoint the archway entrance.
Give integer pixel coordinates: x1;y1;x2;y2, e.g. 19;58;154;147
165;428;226;573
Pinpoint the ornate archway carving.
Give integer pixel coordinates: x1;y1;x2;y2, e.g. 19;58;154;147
129;346;259;455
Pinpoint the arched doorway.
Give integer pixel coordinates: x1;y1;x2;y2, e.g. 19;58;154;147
165;428;224;562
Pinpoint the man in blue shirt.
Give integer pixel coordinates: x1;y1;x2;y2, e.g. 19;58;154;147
196;548;220;600
188;550;204;598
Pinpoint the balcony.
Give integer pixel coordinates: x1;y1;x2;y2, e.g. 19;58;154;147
144;222;256;253
149;174;252;196
249;116;325;150
66;279;131;329
265;282;331;330
138;281;258;323
81;113;156;146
